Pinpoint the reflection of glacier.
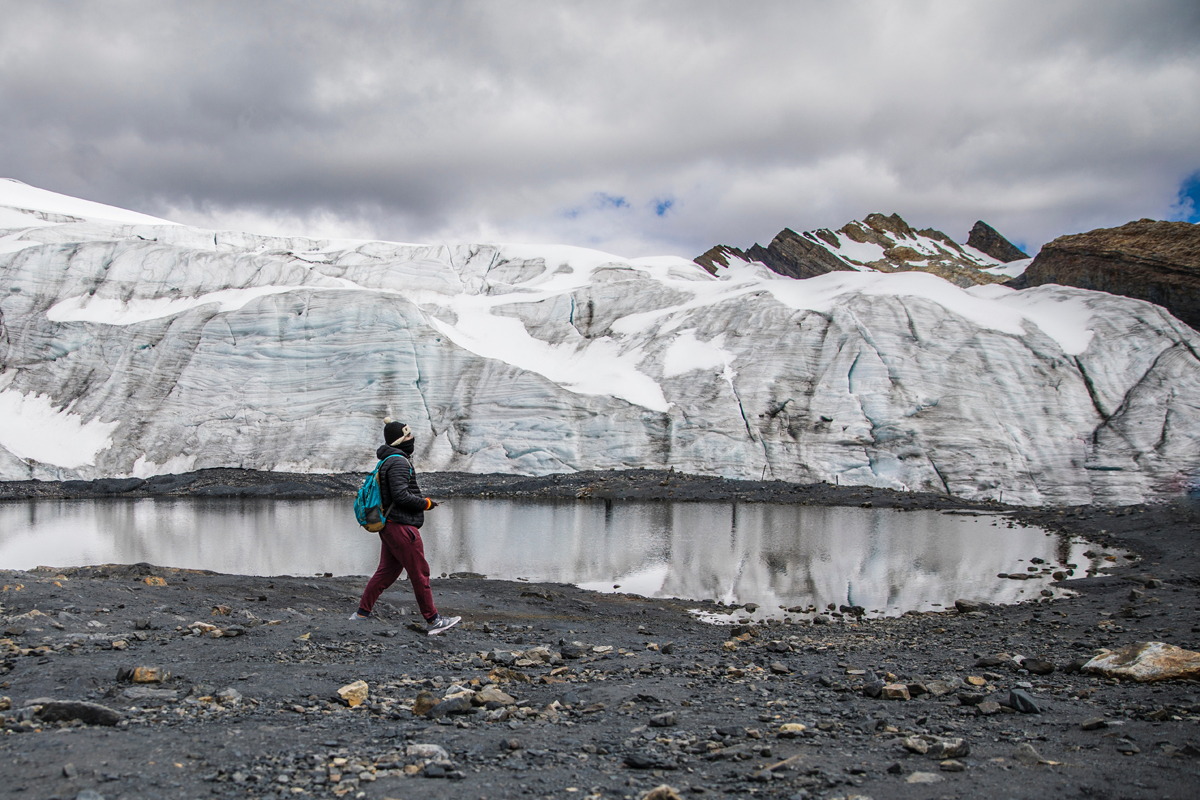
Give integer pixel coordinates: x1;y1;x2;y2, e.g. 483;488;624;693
0;498;1107;615
427;501;1105;614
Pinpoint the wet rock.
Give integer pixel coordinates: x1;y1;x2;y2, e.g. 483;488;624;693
1083;642;1200;682
928;738;969;759
215;687;242;705
1062;657;1090;674
412;691;440;717
473;686;516;706
906;771;943;784
336;680;368;708
490;649;519;666
407;743;450;760
1021;658;1055;675
1007;689;1041;714
904;735;968;758
128;666;168;684
625;752;676;770
975;700;1002;716
121;687;179;702
36;700;122;726
777;723;806;738
560;641;589;659
974;653;1014;669
954;599;981;613
1013;743;1050;765
427;694;473;718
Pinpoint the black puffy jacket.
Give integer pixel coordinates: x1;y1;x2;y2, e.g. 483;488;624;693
375;444;431;528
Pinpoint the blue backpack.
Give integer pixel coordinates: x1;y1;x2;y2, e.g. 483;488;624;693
354;455;405;532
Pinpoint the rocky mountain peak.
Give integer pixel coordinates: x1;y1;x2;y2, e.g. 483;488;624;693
968;220;1028;263
699;214;1019;288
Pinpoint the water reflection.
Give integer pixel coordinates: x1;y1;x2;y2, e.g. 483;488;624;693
0;498;1115;616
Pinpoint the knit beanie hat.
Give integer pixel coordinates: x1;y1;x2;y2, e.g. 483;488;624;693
383;417;413;447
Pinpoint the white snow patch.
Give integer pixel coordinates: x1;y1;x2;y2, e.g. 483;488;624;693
496;242;630;273
767;271;1096;355
662;331;735;378
831;233;886;265
0;380;118;468
131;454;198;478
428;298;669;412
982;257;1033;279
987;286;1097;355
961;243;1008;267
0;178;175;226
0;233;40;254
46;285;302;325
0;207;59;230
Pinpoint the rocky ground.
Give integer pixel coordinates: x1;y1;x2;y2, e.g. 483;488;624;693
1;470;1198;800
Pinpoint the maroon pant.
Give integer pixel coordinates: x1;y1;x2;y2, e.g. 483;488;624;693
357;521;437;621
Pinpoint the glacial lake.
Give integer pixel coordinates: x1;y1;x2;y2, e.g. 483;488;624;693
0;498;1117;618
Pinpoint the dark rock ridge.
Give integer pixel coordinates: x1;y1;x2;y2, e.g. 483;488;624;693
1022;219;1200;331
697;213;1015;287
967;220;1028;263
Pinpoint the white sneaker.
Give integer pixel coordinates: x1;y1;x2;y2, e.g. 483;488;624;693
426;615;461;635
349;611;369;621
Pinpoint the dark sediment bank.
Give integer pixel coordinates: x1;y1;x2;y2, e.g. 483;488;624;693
1;469;1198;798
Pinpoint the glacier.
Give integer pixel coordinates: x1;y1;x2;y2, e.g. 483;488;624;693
1;179;1199;505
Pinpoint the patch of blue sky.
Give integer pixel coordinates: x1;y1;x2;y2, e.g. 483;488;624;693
653;198;674;217
560;192;645;220
1172;171;1200;223
595;192;629;210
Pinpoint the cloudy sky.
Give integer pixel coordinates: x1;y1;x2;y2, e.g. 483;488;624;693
2;1;1197;258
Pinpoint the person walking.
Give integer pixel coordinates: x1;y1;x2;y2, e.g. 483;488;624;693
350;418;460;635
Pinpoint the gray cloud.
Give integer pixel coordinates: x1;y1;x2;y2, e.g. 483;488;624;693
1;0;1197;257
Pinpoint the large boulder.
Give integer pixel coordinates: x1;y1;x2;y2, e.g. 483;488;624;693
1083;642;1200;682
1022;220;1200;330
